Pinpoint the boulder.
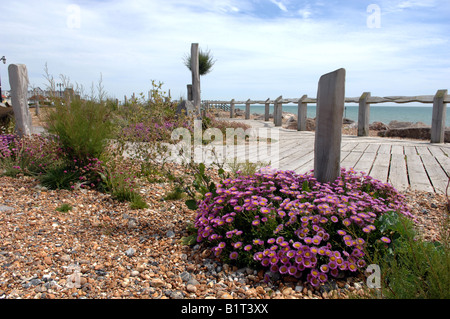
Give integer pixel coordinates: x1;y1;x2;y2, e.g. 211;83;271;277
176;100;198;118
370;121;389;131
379;127;450;142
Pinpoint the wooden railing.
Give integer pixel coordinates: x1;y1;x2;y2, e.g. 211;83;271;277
204;90;449;143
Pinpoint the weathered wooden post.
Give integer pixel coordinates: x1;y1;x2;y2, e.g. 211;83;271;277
431;89;448;143
187;84;193;101
274;96;283;127
264;98;270;121
358;92;371;136
191;43;201;115
297;94;308;131
8;64;32;137
230;99;235;118
314;68;346;183
245;99;251;120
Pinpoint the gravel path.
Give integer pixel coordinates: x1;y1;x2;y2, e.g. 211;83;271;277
0;164;448;299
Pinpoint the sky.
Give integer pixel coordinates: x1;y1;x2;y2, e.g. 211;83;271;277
1;0;449;103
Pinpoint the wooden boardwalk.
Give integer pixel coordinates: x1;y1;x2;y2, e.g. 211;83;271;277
218;119;450;194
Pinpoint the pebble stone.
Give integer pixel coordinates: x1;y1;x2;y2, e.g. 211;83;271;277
0;167;446;300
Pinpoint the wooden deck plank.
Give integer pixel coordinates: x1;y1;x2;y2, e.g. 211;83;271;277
365;144;380;153
388;153;409;191
406;154;435;192
416;146;432;156
404;146;418;155
378;144;391;154
353;151;377;175
352;143;369;152
420;153;448;194
342;143;357;152
341;151;363;170
285;151;314;172
370;153;391;183
391;145;404;155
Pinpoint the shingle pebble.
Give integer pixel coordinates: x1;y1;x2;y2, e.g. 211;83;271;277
0;166;446;299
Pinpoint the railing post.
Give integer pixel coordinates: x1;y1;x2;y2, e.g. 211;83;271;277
314;68;346;183
230;99;235;118
264;98;270;121
358;92;371;136
297;94;308;131
274;95;282;127
245;99;251;120
431;89;448;143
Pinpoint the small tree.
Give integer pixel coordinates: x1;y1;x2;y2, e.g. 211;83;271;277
183;47;216;76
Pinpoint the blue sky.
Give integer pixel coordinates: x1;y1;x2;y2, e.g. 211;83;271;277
1;0;449;102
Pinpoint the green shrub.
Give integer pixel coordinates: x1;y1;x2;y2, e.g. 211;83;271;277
45;98;114;164
370;213;450;299
40;164;81;190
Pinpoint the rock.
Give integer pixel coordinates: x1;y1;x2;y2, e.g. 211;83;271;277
150;278;165;288
320;280;338;294
180;271;191;282
176;100;198;118
220;292;233;299
255;286;265;295
187;278;200;286
264;271;281;283
381;127;450;141
0;205;14;212
282;287;293;296
370;121;389;131
125;248;135;257
166;230;175;238
186;284;197;293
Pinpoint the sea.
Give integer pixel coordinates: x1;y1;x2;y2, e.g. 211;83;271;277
232;104;449;127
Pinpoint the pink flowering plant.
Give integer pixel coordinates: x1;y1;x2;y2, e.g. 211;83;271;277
194;167;414;287
0;133;65;176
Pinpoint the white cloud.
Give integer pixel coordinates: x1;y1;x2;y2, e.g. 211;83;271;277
270;0;288;12
298;5;312;19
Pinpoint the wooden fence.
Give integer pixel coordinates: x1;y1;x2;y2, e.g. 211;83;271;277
204;90;449;143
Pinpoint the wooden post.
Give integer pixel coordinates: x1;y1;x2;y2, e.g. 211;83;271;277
358;92;371;136
230;99;235;118
314;68;346;183
274;96;282;127
264;98;270;121
245;99;251;120
8;64;32;137
431;89;448;143
191;43;201;114
297;94;308;131
187;84;192;101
